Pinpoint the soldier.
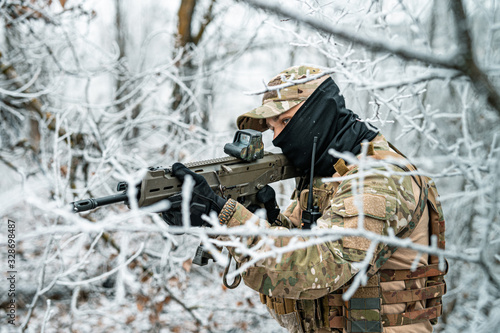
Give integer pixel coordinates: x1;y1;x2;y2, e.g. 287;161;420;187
166;65;447;332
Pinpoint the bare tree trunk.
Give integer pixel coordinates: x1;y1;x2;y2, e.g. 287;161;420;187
115;0;141;139
0;49;41;151
172;0;216;130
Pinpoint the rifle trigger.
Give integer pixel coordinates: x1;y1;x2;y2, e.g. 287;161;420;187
213;171;226;198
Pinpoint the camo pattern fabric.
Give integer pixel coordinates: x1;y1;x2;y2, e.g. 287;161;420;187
267;308;304;333
381;283;445;304
220;134;420;301
378;264;446;282
382;305;442;326
237;65;330;132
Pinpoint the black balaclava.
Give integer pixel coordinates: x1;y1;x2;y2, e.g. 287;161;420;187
272;77;379;177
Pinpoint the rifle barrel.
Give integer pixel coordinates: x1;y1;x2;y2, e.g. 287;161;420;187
71;192;129;213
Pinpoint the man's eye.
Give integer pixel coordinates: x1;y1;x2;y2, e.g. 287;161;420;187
283;118;290;125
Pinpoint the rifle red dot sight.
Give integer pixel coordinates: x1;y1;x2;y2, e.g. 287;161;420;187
223;129;264;162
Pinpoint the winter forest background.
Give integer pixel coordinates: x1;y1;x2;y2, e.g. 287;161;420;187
1;0;500;332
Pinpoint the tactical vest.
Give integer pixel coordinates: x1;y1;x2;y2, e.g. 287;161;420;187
260;143;447;333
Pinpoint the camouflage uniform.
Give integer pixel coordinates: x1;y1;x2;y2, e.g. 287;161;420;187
218;66;447;333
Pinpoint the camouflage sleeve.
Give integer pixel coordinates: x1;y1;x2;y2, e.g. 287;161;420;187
222;170;415;300
275;212;295;229
276;199;299;229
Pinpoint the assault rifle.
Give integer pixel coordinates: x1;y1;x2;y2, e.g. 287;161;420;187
71;129;300;213
70;130;301;267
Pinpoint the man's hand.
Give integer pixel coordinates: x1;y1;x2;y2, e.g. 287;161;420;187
161;163;227;227
248;185;281;224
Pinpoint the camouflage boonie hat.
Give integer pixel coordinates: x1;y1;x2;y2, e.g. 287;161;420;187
237;65;330;132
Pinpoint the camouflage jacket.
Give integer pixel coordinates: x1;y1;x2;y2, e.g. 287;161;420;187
221;134;422;300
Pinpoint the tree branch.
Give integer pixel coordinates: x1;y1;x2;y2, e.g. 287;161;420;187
241;0;500;116
241;0;457;68
449;0;500;115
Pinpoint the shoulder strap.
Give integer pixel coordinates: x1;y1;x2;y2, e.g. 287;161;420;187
388;141;408;159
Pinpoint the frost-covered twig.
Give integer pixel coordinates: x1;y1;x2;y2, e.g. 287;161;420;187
243;0;500;115
40;299;53;333
244;67;335;95
56;243;144;287
20;237;54;332
242;0;457;67
163;284;214;333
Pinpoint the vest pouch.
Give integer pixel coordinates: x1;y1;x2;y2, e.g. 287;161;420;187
299;187;333;213
295;297;331;333
343;274;383;333
426;181;447;324
426;180;446;263
330;192;395;256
